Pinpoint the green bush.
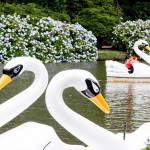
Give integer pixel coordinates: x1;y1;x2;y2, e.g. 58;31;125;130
0;3;70;23
0;14;98;63
112;19;150;54
73;7;118;38
120;1;150;21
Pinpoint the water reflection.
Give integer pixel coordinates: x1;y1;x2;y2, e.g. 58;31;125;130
105;82;150;134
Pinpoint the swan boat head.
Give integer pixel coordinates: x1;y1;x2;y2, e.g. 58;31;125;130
0;56;47;90
0;57;48;127
134;39;150;51
133;40;150;64
46;69;110;115
0;59;23;90
78;72;110;114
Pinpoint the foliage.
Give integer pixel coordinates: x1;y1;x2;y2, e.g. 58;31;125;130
50;0;67;13
0;14;98;63
1;0;67;14
0;2;70;22
0;0;50;7
0;0;120;45
132;2;150;21
142;137;150;150
67;0;119;45
1;0;150;47
142;146;150;150
73;7;118;37
118;0;150;21
112;19;150;55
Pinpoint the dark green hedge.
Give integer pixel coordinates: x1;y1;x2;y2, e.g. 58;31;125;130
0;2;70;23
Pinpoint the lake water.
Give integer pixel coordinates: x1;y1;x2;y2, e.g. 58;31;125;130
0;61;150;145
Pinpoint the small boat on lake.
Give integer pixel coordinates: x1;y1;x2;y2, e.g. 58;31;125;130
105;40;150;82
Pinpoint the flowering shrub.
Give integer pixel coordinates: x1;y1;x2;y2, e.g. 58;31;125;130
0;14;97;63
112;19;150;55
142;137;150;150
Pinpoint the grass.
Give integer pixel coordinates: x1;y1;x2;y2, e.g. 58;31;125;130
142;146;150;150
97;49;127;61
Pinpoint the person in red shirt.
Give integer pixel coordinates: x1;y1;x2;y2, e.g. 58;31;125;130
125;56;139;74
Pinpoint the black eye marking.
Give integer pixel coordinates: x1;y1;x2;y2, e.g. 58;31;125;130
142;42;148;47
14;65;22;74
3;64;23;79
81;78;100;98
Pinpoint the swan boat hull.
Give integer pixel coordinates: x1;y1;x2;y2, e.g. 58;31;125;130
105;60;150;82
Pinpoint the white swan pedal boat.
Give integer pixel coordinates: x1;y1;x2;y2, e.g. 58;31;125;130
106;60;150;82
105;40;150;82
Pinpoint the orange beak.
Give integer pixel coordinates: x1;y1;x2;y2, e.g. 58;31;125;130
0;74;12;90
145;45;150;51
89;93;110;114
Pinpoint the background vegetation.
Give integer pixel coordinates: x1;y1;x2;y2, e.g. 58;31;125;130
0;3;70;22
0;0;150;62
112;19;150;55
118;0;150;21
0;14;98;63
0;0;149;47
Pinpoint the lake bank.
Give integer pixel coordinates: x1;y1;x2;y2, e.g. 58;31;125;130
98;50;126;61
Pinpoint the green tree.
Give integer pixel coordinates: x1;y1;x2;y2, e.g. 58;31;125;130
0;3;70;22
118;0;150;21
67;0;119;47
50;0;67;13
